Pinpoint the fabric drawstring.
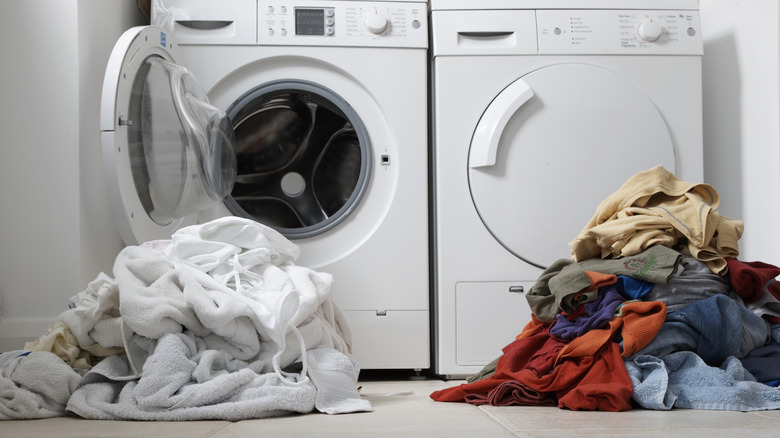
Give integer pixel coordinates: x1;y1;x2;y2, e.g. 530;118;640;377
274;325;309;387
225;254;310;387
227;253;266;295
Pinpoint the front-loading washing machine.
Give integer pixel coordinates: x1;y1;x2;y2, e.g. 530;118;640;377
430;0;704;377
101;0;430;370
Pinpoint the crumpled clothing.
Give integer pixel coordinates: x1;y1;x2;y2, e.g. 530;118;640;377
2;217;365;420
644;256;734;312
464;380;556;407
550;287;625;341
58;273;124;350
726;258;780;304
634;294;770;365
23;322;123;371
66;332;319;421
626;351;780;411
555;300;667;365
740;338;780;383
431;326;634;411
569;165;743;275
0;351;82;420
526;245;681;322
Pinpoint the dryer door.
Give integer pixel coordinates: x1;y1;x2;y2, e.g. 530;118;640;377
101;26;236;245
468;63;676;269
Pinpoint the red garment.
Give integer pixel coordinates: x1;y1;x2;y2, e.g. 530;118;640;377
464;380;556;407
430;326;633;411
726;258;780;303
557;342;633;411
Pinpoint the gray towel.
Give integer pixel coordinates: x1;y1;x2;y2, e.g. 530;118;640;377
66;332;317;421
0;351;82;419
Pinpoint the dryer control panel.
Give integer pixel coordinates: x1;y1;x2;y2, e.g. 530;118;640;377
537;10;702;55
431;8;701;57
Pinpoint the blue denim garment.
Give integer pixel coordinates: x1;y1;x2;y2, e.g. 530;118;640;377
633;294;770;365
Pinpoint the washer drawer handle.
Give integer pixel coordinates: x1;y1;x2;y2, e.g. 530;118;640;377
470;79;534;168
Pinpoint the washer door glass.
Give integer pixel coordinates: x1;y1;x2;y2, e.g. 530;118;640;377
130;57;237;225
102;26;237;245
468;63;676;269
224;80;371;239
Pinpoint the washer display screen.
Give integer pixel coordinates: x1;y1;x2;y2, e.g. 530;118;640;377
296;9;325;35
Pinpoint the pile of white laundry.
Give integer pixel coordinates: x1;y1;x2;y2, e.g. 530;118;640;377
0;217;371;420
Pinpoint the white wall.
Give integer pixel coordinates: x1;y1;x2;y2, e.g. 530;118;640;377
1;1;779;350
700;0;780;266
0;0;144;350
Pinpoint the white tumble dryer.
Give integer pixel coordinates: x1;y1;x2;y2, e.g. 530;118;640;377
430;0;704;377
101;0;430;370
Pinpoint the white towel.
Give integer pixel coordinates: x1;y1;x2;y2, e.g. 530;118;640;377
66;332;317;421
0;351;82;419
58;273;124;349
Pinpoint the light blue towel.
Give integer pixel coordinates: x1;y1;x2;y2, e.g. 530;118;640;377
626;351;780;411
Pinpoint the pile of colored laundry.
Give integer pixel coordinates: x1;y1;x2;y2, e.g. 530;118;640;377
432;166;780;411
1;217;371;420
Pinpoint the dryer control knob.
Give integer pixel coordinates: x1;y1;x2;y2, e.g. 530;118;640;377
365;10;389;34
637;18;663;42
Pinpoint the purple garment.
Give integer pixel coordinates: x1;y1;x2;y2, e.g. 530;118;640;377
550;286;625;341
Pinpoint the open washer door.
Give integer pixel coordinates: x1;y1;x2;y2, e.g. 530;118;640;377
468;63;676;269
101;26;237;245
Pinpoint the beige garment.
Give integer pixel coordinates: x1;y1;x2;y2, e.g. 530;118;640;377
24;322;123;371
569;165;743;274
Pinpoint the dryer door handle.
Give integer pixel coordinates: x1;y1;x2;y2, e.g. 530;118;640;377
470;79;534;168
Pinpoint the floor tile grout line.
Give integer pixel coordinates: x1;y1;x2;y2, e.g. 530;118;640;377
206;422;235;438
477;405;529;438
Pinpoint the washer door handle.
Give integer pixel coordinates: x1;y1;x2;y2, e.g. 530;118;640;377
470;79;534;168
176;20;233;30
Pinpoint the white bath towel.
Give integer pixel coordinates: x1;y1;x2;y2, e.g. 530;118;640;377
66;332;317;421
58;273;124;350
0;351;82;419
4;217;366;420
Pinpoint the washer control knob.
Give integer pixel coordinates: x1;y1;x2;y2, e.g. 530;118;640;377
637;18;663;42
365;10;388;34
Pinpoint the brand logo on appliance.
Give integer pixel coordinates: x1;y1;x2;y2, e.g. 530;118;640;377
160;31;167;48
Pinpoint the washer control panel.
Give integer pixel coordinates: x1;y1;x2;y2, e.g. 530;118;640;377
537;10;702;55
261;1;427;47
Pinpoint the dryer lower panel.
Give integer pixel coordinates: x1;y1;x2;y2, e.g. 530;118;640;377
344;310;430;369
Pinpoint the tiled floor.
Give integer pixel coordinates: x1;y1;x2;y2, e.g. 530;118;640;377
4;376;780;437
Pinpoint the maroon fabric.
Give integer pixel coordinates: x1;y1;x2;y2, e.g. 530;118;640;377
465;380;556;407
726;258;780;303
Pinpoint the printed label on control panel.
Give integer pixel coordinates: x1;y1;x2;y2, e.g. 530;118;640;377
537;9;702;55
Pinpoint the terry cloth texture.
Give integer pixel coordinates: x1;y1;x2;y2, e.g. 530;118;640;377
626;352;780;411
0;351;82;420
1;217;369;420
